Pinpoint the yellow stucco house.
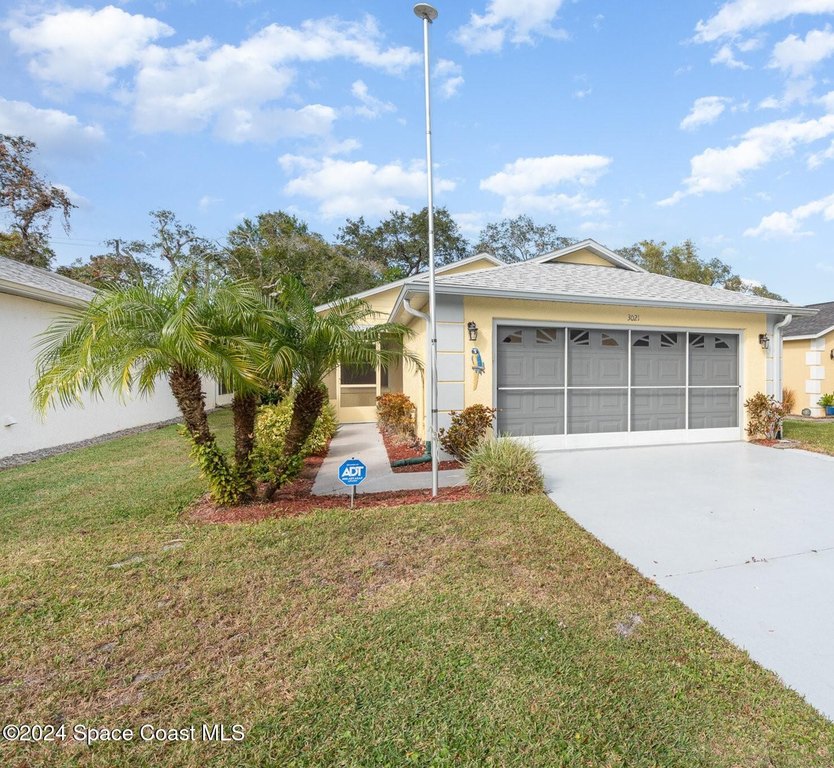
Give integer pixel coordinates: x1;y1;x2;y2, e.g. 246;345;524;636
782;302;834;416
319;240;813;450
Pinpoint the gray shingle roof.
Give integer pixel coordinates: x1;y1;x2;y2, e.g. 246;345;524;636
0;255;95;304
783;301;834;337
409;261;808;314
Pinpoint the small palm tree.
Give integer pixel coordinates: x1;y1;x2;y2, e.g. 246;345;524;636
261;276;420;498
33;275;269;504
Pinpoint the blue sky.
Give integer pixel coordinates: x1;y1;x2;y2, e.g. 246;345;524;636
2;0;834;303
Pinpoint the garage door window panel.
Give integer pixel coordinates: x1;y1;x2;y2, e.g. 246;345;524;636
631;332;685;386
568;329;627;387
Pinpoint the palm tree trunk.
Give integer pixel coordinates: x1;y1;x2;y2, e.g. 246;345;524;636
232;392;258;466
168;366;212;445
263;383;326;501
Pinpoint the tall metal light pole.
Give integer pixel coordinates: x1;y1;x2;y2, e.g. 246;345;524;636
414;3;439;497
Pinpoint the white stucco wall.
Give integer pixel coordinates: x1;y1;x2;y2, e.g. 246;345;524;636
0;292;228;459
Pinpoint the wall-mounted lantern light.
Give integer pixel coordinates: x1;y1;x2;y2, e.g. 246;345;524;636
467;321;478;342
759;333;770;350
830;349;834;360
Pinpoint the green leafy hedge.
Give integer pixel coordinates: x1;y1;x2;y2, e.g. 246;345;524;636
252;395;338;480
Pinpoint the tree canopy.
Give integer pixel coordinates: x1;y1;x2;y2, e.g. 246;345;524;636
474;215;575;262
618;239;785;300
0;134;75;269
337;207;470;280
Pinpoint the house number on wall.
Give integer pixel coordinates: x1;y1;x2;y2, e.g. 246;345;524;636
627;314;640;322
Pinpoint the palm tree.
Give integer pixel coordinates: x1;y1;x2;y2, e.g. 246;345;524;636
33;275;269;504
261;276;420;499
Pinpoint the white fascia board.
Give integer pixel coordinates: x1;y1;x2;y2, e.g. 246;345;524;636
531;239;646;272
784;326;834;341
314;252;503;312
0;279;90;309
391;282;814;321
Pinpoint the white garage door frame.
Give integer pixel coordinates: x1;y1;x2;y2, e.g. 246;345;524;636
492;318;745;451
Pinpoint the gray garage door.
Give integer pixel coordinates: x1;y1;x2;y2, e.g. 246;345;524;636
497;326;739;437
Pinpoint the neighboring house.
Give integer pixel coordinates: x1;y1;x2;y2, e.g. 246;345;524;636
320;239;813;450
782;302;834;416
0;256;231;460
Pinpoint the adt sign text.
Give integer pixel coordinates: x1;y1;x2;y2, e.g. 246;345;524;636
338;458;367;486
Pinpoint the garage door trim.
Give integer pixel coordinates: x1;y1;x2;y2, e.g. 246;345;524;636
493;318;744;450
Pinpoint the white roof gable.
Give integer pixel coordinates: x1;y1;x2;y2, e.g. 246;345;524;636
532;239;645;271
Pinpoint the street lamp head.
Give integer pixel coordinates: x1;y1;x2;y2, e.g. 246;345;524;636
413;3;439;22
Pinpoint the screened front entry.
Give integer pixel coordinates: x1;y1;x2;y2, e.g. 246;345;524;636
496;325;740;446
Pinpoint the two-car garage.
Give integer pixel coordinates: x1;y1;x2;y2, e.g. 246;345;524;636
496;323;741;447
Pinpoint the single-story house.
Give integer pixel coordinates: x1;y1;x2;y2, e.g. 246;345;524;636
782;301;834;416
0;256;231;460
320;239;814;450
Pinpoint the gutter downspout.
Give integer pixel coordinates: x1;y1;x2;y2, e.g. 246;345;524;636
774;314;793;437
402;298;434;466
774;314;793;401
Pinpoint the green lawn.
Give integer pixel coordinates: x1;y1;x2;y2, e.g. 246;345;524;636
1;411;833;767
783;418;834;456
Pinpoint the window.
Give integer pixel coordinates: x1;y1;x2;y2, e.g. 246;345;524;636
660;333;679;347
633;334;650;347
570;329;590;346
218;380;231;396
601;333;619;348
715;337;730;349
341;364;376;386
536;328;559;344
690;334;705;349
502;330;523;344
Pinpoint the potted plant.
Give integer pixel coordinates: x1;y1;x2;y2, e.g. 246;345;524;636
818;393;834;416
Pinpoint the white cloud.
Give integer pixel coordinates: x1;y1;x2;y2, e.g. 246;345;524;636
711;44;750;69
770;25;834;76
660;114;834;205
500;192;608;218
349;80;395;119
481;154;611;196
54;184;91;209
198;195;222;211
808;138;834;167
758;77;816;109
455;0;568;54
454;211;490;237
694;0;834;43
8;5;174;92
573;88;592;99
279;156;454;218
0;98;105;156
744;192;834;237
9;9;419;143
481;154;611;217
680;96;730;130
435;59;464;99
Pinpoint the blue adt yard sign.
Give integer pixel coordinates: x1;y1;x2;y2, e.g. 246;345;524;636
338;458;366;487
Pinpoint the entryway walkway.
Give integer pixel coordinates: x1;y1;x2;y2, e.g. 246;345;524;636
312;423;467;495
540;441;834;720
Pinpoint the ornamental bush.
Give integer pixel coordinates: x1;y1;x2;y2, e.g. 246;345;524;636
438;404;497;461
465;437;544;495
252;393;338;481
376;393;417;441
744;392;786;440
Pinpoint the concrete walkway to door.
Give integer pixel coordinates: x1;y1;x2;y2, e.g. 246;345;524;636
540;441;834;720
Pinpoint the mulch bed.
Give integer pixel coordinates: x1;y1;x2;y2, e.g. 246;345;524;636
380;429;463;473
186;447;477;525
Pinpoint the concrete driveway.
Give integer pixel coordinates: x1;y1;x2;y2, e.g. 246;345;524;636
540;441;834;720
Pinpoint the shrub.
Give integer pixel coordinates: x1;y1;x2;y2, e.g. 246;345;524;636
252;394;338;480
376;393;416;441
744;392;786;440
438;404;497;461
818;393;834;408
782;387;796;415
465;437;544;495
